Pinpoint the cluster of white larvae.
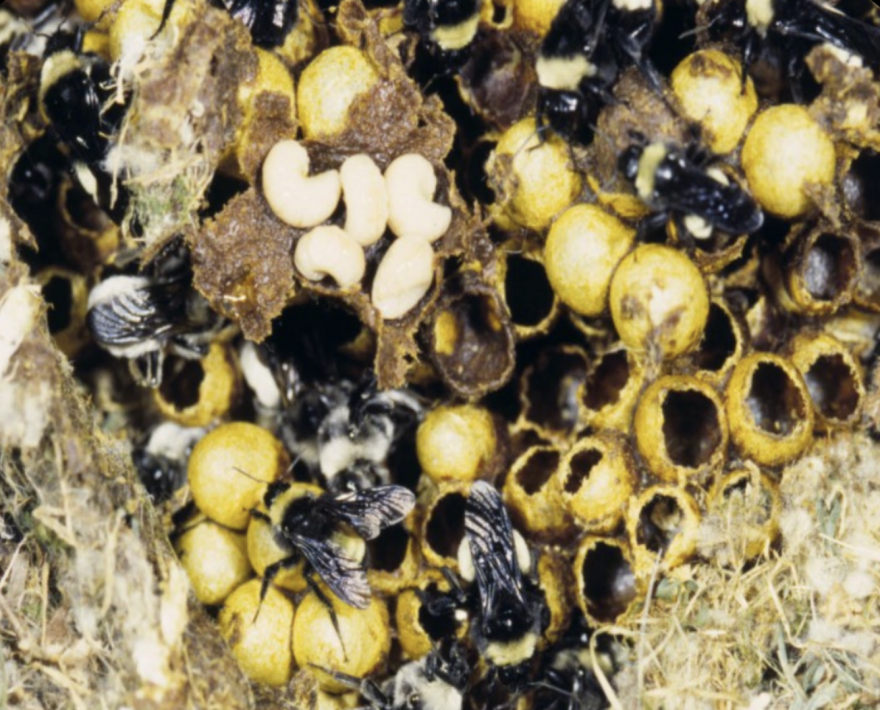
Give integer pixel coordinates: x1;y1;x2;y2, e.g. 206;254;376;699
262;140;453;320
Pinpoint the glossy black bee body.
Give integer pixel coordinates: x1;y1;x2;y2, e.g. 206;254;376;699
404;0;484;63
156;0;299;48
327;642;471;710
458;480;548;690
254;482;415;608
618;139;764;243
705;0;880;99
39;28;118;168
536;0;661;143
86;269;221;388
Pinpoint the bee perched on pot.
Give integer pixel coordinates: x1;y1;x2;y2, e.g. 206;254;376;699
536;0;662;143
701;0;880;100
618;132;764;245
252;482;416;609
457;480;548;692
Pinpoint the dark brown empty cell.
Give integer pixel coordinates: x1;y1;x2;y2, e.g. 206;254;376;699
516;449;561;495
694;303;737;372
425;492;467;559
564;448;603;494
367;523;410;573
745;363;806;436
524;349;588;433
802;234;857;301
505;255;555;328
583;350;629;410
159;357;205;410
841;150;880;221
661;390;722;468
637;495;684;553
580;543;636;623
432;292;512;394
42;276;72;334
805;355;860;421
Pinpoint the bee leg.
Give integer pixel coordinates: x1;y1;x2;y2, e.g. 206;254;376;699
636;210;669;242
305;571;349;662
130;349;163;388
151;0;176;40
256;555;299;622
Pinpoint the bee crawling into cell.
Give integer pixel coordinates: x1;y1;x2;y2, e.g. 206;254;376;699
618;130;764;247
251;481;416;610
457;480;549;692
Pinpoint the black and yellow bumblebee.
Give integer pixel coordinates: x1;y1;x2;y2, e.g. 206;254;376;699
703;0;880;100
619;136;764;244
536;0;662;143
253;482;416;608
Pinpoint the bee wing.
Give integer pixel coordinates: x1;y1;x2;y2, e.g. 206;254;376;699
87;281;185;347
659;165;764;235
292;533;372;609
320;486;416;540
799;1;880;67
465;481;525;618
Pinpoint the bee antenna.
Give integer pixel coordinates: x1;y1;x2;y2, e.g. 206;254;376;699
231;465;272;484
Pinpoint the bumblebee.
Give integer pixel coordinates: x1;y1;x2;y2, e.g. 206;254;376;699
618;137;764;243
703;0;880;99
458;480;547;689
328;642;471;710
276;370;423;492
133;422;205;503
39;28;120;169
253;482;415;608
86;270;221;387
403;0;484;62
536;0;662;142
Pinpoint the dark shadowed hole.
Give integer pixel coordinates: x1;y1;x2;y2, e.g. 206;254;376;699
564;449;603;494
745;363;806;436
505;256;555;328
42;276;72;333
425;492;466;559
637;495;683;554
367;523;409;572
581;543;636;623
803;234;857;301
662;390;722;468
159;358;204;410
583;350;629;410
516;449;560;495
694;303;737;372
842;150;880;221
805;354;860;420
434;293;512;390
524;351;588;433
858;247;880;305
